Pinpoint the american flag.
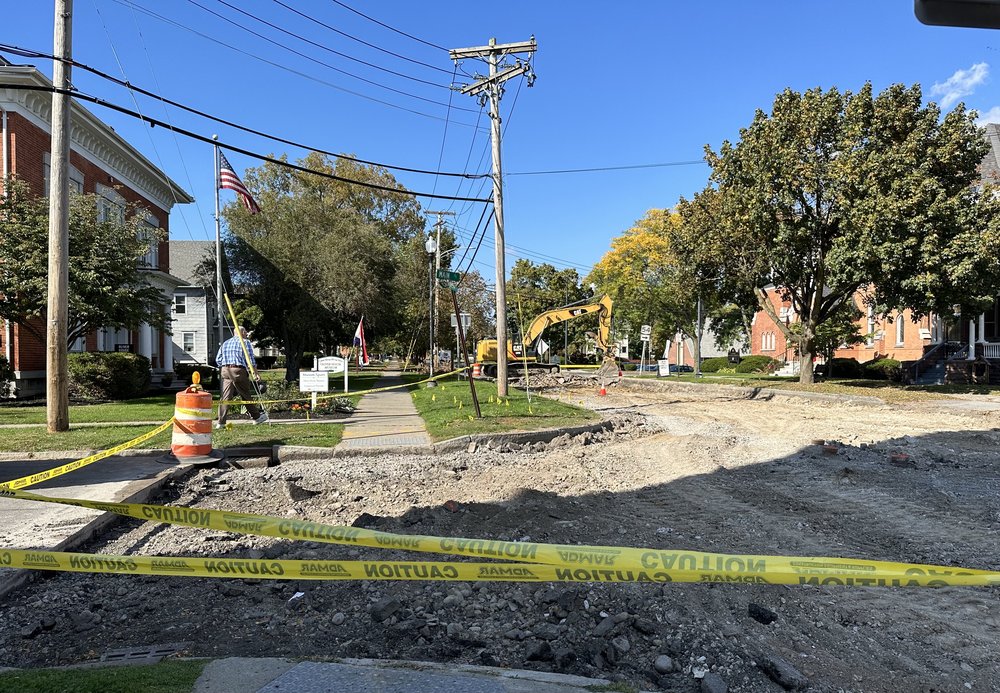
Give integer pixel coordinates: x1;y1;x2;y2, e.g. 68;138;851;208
219;151;261;214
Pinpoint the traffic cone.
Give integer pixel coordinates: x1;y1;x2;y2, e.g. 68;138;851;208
599;379;607;396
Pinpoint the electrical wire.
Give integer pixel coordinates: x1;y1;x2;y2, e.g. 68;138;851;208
272;0;451;75
211;0;450;89
185;0;478;113
0;45;488;178
0;83;494;203
107;0;482;127
328;0;448;52
508;160;707;176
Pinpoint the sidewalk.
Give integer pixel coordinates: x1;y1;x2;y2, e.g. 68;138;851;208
336;368;431;450
193;657;637;693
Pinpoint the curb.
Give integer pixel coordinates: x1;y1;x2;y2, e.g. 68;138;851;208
615;376;886;407
0;461;196;600
275;420;614;462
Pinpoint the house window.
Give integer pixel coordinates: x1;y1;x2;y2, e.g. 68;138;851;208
96;183;125;224
866;306;876;347
174;294;186;314
896;313;905;346
762;332;776;352
183;333;196;353
69;335;84;352
139;212;160;268
42;154;83;196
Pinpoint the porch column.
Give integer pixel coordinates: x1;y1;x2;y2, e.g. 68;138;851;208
979;314;987;343
138;323;152;362
933;315;943;343
968;319;977;360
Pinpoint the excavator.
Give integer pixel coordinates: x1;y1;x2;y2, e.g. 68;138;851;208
474;294;616;378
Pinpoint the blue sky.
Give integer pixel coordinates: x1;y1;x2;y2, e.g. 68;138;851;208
5;2;1000;284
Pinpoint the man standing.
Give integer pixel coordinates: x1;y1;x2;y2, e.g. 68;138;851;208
215;326;268;428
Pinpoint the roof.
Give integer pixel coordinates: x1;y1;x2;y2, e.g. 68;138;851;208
169;241;216;285
0;61;194;209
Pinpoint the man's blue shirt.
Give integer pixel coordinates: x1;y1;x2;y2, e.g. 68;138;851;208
216;337;257;369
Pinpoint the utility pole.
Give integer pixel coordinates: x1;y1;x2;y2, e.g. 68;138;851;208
450;37;536;397
213;136;225;357
425;210;455;375
46;0;73;432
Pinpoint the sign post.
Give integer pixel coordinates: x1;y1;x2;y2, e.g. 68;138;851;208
339;346;351;393
639;324;651;375
449;282;481;418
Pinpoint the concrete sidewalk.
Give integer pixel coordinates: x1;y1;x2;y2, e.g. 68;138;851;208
193;657;638;693
336;368;431;450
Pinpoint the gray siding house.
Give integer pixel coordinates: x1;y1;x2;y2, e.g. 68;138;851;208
169;241;222;367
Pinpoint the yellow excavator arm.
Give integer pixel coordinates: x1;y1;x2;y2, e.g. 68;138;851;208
521;294;614;356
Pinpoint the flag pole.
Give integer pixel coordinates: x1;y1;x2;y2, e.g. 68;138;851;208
213;136;224;355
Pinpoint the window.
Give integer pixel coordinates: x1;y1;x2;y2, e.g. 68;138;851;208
183;333;196;352
42;153;83;196
96;183;125;224
174;294;187;314
69;335;84;352
896;312;905;346
139;212;160;268
866;306;876;347
762;331;776;351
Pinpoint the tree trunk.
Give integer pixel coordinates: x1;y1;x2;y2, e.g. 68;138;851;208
798;327;816;384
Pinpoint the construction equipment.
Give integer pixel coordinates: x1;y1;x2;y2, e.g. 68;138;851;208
475;295;616;378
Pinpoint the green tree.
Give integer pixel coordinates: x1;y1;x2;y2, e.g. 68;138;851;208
0;176;170;346
223;153;421;380
701;83;999;383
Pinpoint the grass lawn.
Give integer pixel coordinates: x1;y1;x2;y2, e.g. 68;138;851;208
410;376;598;441
0;659;208;693
0;394;177;425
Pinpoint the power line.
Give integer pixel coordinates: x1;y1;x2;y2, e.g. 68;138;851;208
210;0;450;89
0;83;494;203
185;0;478;113
329;0;448;52
272;0;451;75
507;160;707;176
108;0;482;127
0;45;488;179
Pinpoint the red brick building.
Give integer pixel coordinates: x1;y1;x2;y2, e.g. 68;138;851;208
0;58;192;397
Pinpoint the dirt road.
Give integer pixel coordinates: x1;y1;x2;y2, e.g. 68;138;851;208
1;382;998;692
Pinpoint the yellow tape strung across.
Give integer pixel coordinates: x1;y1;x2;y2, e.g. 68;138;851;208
0;421;173;491
2;486;998;587
222;366;471;406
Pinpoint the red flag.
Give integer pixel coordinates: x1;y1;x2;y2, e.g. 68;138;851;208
353;317;370;366
219;151;261;214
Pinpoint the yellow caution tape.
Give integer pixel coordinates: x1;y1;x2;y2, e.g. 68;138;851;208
223;366;471;406
2;486;998;586
0;420;174;491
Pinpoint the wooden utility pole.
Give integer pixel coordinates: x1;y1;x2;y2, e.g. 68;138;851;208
450;37;536;396
46;0;73;432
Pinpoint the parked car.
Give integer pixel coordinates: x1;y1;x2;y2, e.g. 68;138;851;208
669;364;694;373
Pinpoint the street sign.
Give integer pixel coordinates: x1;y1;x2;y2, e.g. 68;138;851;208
436;269;461;282
640;324;651;342
316;356;346;373
299;371;329;393
658;359;671;376
451;313;472;328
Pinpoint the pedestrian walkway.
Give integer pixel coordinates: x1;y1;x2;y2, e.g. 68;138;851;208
336;364;431;449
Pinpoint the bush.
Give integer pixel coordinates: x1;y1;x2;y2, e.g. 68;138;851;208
68;352;151;402
261;378;356;417
863;358;902;381
568;352;598;365
734;355;779;373
700;357;730;373
818;357;863;379
0;355;13;397
175;363;219;388
622;363;638;371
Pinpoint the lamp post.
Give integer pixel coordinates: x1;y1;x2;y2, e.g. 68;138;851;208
425;235;438;387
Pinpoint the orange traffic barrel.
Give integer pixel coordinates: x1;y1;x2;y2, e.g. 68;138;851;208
472;363;482;378
171;383;213;459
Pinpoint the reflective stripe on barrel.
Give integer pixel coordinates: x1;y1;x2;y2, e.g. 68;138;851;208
172;387;213;458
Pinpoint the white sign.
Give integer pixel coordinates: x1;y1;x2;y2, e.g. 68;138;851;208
316;356;346;373
536;337;549;355
640;324;651;337
299;371;329;392
451;313;472;328
658;359;671;377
